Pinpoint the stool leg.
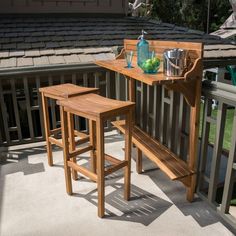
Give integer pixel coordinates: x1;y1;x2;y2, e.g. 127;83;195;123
67;112;78;181
96;118;105;218
60;106;72;195
136;149;143;174
124;110;132;201
89;120;96;173
41;93;53;166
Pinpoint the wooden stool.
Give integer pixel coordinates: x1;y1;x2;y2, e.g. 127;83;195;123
57;93;135;218
39;83;98;179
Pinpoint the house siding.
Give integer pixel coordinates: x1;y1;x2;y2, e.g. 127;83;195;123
0;0;128;15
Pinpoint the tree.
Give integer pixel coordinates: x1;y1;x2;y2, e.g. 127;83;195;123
150;0;232;32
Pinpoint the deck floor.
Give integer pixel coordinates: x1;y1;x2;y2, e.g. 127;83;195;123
0;131;234;236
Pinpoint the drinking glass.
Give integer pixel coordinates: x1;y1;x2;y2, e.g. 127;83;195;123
125;51;133;68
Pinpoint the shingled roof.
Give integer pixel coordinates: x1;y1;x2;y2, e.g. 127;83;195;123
0;16;235;73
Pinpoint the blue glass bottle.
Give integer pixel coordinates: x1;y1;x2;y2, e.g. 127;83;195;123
137;30;149;67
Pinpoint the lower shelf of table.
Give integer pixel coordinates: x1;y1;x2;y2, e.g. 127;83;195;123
112;120;195;182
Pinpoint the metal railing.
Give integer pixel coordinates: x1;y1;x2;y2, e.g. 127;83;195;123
0;67;115;146
198;80;236;228
0;68;236;229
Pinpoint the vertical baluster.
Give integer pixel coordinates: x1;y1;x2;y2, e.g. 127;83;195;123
197;98;212;192
0;99;3;144
10;79;22;141
60;74;65;84
72;73;77;84
94;72;99;88
208;102;227;202
167;90;174;150
115;72;121;121
146;85;150;134
221;108;236;213
177;94;184;156
48;76;57;129
140;82;147;129
0;80;10;144
23;77;34;140
160;86;166;143
106;71;111;129
83;73;89;132
83;72;88;87
125;77;129;101
36;76;45;138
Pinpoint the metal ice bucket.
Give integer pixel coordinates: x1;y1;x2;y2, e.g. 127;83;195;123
163;48;189;76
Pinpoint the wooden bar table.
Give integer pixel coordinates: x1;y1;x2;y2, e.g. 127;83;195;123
95;40;203;202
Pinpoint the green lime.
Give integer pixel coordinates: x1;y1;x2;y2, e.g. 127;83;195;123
145;62;153;71
152;57;160;67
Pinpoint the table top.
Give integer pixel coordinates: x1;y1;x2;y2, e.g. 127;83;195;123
95;59;186;86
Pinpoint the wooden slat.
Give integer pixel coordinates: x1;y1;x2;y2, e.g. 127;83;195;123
74;130;89;138
69;145;93;158
48;136;63;147
104;153;121;165
23;77;34;139
112;120;194;180
68;161;98;182
105;160;128;176
50;127;61;135
10;79;22;141
75;137;90;145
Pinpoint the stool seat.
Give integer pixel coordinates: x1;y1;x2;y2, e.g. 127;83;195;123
57;93;135;120
39;83;98;100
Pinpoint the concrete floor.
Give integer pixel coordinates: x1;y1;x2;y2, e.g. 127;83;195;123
0;131;234;236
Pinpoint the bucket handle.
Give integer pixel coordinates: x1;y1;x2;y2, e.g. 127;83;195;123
163;52;181;70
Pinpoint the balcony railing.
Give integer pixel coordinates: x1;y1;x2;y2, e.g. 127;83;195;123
0;68;236;229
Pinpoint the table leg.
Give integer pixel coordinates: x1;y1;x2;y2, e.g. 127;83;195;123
41;93;53;166
187;79;202;202
127;77;143;174
67;112;78;181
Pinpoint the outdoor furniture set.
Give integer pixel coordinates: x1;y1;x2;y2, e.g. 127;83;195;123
39;40;203;218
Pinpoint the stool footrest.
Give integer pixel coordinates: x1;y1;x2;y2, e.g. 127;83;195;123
104;153;121;165
75;137;90;146
69;145;93;158
49;137;63;148
68;161;98;182
74;130;89;139
105;160;128;176
50;127;61;136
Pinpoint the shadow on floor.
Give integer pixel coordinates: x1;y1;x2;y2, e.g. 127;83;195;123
0;145;46;176
73;182;172;226
141;167;223;228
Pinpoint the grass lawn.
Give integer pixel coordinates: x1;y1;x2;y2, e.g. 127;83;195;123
200;103;234;151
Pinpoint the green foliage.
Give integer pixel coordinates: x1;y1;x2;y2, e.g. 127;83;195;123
151;0;232;32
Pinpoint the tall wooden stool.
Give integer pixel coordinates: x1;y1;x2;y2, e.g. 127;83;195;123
57;93;135;218
39;83;98;180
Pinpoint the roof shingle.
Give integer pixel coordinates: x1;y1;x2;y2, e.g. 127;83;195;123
0;16;235;71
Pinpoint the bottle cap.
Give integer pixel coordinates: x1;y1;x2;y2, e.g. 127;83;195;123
138;30;147;40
